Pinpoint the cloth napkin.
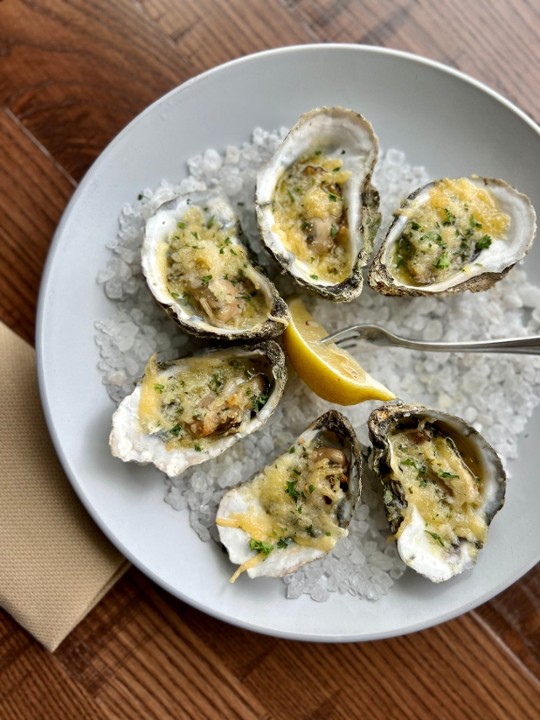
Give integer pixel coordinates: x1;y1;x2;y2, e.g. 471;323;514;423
0;322;129;652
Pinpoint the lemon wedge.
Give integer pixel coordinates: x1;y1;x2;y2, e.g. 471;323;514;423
283;297;396;406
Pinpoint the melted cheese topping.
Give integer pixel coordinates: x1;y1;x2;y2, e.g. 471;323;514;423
138;353;270;452
393;177;510;285
216;435;350;563
272;154;352;282
162;207;271;328
388;421;487;549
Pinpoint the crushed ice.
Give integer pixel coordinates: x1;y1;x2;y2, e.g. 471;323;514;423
95;127;540;602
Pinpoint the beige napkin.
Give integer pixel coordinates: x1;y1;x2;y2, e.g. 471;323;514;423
0;322;129;652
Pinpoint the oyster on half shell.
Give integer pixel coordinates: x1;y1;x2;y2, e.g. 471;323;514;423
256;107;381;301
369;176;537;296
216;410;362;581
368;402;506;583
110;341;286;478
142;188;289;340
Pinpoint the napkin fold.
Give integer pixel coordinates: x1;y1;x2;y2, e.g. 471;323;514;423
0;322;129;652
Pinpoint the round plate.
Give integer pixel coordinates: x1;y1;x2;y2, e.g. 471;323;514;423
37;45;540;641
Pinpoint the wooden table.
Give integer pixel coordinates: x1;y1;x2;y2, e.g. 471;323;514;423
1;1;539;717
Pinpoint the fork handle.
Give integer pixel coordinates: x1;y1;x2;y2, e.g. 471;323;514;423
378;334;540;354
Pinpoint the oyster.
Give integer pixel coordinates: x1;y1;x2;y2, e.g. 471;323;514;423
369;176;537;295
110;341;286;477
142;188;289;340
256;107;381;301
368;402;506;582
216;410;362;581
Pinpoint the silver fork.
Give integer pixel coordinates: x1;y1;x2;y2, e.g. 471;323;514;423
321;324;540;354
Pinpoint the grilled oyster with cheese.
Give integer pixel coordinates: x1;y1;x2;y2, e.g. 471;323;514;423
368;402;506;583
142;188;289;340
109;342;286;477
256;107;381;301
369;176;536;295
216;410;362;581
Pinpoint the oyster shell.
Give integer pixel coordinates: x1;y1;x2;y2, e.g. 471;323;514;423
368;402;506;582
216;410;362;581
110;341;286;477
369;176;537;296
142;188;289;340
256;107;381;301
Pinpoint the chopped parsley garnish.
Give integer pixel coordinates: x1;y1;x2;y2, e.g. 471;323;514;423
191;231;199;239
289;446;296;454
434;252;450;269
193;442;202;452
330;225;338;238
475;234;492;251
206;215;215;229
201;275;212;285
210;372;223;392
276;537;289;549
285;480;300;502
443;208;456;225
425;530;445;547
153;383;165;393
401;458;417;468
310;274;319;280
438;471;459;479
249;539;273;556
170;424;183;437
251;393;268;411
177;221;186;229
308;484;316;494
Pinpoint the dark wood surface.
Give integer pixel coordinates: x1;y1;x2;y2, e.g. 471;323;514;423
1;1;539;717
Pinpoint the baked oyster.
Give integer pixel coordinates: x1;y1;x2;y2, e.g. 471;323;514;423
369;176;536;296
368;402;506;582
110;341;286;477
142;188;289;340
216;410;362;581
256;107;381;301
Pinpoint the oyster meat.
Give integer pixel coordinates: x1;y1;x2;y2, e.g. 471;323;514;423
369;176;537;295
256;107;381;301
110;341;286;477
216;410;362;581
142;188;289;340
368;402;506;582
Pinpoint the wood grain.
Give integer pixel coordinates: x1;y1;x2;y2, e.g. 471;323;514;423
0;1;539;718
0;108;75;342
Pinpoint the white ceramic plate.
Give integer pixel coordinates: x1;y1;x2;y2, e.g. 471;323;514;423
37;45;540;641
